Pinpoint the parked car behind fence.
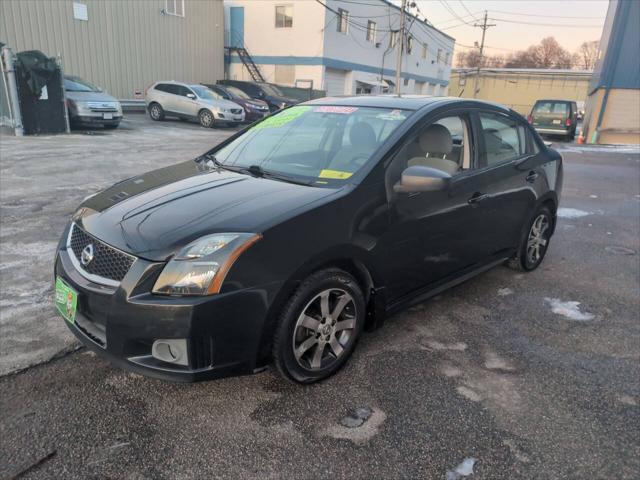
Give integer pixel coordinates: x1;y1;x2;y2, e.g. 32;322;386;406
145;81;245;128
217;80;299;112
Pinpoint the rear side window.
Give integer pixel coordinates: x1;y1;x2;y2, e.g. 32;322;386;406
479;112;525;166
155;83;179;95
533;102;569;116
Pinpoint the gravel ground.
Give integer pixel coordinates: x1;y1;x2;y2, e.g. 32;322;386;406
1;117;639;479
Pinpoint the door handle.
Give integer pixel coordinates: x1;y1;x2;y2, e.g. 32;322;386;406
526;171;539;183
468;192;489;204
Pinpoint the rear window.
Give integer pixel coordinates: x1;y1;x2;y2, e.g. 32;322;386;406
533;102;569;116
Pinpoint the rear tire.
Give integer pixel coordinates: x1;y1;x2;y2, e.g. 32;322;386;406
273;269;365;384
149;103;164;121
508;205;553;271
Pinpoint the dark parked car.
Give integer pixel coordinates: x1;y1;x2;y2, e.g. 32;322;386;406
528;99;578;140
64;75;122;129
217;79;299;112
54;96;562;384
203;84;270;122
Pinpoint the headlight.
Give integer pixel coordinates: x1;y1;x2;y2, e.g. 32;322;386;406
152;233;261;296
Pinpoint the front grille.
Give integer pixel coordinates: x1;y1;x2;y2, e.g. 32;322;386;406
230;108;242;115
68;224;136;283
87;102;118;112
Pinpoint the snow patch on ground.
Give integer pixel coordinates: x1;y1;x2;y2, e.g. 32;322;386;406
557;207;591;218
544;298;595;321
497;287;513;296
446;457;477;479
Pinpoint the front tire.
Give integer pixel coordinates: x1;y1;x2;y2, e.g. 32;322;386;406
508;205;553;271
198;109;214;128
273;269;366;384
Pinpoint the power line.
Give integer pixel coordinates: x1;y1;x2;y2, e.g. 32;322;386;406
437;0;474;25
458;0;481;23
488;17;604;28
490;10;604;20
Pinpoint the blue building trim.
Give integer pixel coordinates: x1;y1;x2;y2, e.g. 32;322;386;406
228;55;448;86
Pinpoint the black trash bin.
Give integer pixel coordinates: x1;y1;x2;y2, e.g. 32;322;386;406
15;50;67;135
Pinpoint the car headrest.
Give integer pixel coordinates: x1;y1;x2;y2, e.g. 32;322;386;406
349;122;376;148
419;124;453;155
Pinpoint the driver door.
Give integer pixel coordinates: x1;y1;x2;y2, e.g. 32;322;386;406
381;111;491;300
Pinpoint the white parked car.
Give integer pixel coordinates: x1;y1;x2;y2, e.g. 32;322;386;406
145;81;245;128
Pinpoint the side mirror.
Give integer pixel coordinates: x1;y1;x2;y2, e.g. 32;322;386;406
394;165;451;193
186;93;196;99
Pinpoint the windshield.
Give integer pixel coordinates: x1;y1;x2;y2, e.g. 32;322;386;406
260;83;284;97
191;86;222;100
226;85;250;99
64;76;100;92
213;105;410;187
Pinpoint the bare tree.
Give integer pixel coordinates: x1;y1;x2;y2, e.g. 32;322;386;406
456;49;503;68
502;37;572;69
572;40;599;70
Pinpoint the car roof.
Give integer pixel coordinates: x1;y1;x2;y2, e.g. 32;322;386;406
534;99;575;103
304;95;511;112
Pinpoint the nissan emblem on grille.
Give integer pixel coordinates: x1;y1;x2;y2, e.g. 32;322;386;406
81;244;94;266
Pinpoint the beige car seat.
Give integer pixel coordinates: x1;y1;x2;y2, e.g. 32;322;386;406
328;122;377;172
407;124;460;176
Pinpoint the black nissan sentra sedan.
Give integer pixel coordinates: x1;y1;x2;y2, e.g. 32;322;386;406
54;96;562;384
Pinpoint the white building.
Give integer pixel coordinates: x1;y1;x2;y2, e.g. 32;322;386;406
224;0;455;96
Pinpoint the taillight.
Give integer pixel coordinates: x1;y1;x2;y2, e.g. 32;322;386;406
527;115;533;123
565;117;571;126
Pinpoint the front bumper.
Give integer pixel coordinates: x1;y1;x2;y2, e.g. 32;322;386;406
71;113;122;126
54;229;282;382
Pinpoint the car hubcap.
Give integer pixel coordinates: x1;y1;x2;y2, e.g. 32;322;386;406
201;112;212;126
292;289;356;371
527;214;550;265
151;106;160;119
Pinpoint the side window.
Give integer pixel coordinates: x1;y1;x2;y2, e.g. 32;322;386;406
478;112;523;166
176;86;193;97
154;84;170;93
385;114;472;190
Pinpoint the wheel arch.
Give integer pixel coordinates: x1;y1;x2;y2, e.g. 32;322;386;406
254;246;386;366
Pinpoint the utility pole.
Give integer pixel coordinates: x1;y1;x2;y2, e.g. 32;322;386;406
395;0;407;96
472;11;496;98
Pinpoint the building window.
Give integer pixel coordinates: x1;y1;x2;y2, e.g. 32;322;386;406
403;78;410;86
275;5;293;28
165;0;184;17
445;52;450;65
274;65;295;85
337;9;349;34
366;21;377;43
390;30;398;49
407;35;413;54
437;48;443;63
422;43;428;59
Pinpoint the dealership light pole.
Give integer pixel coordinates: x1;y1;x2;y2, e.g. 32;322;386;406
395;0;407;96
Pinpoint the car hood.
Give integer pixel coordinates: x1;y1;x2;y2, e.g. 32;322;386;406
76;160;337;261
200;98;242;110
65;91;119;103
266;95;299;105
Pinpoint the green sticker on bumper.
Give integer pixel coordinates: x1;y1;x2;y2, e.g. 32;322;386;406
55;277;78;324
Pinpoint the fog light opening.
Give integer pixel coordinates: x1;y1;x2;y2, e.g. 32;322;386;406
152;339;189;366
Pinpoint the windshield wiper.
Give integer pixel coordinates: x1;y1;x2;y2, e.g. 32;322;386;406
196;153;246;173
245;164;314;186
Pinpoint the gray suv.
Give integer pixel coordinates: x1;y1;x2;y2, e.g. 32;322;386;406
145;81;245;128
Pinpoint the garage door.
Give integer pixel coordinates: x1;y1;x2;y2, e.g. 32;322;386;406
325;68;347;96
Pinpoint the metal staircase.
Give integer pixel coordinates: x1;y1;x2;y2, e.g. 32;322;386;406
226;47;265;83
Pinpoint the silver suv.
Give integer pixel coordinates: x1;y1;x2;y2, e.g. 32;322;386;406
145;81;245;128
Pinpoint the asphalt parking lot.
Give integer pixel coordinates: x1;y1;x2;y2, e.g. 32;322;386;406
1;114;639;479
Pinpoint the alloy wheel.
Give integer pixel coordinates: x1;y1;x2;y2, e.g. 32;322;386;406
199;111;213;128
526;214;550;266
292;289;357;370
150;105;162;120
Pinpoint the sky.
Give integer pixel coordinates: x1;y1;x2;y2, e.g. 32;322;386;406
411;0;610;57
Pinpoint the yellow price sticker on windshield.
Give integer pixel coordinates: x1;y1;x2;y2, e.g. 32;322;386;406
318;169;353;180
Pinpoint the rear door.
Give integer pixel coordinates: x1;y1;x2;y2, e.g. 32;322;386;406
158;84;182;114
472;110;539;255
173;85;198;116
